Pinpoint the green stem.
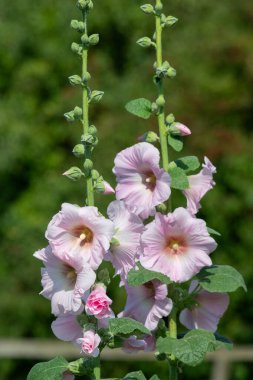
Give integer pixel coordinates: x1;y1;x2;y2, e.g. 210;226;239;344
168;307;178;380
93;359;101;379
82;10;94;206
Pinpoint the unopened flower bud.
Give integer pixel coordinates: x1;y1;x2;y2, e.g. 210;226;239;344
137;37;152;48
151;102;158;114
156;95;165;107
88;125;97;136
71;42;82;55
68;359;86;376
77;0;93;10
156;203;167;214
89;34;99;45
94;176;105;193
63;167;83;181
83;159;93;172
91;169;100;179
81;34;90;46
138;131;159;143
166;67;177;78
81;133;94;145
83;71;91;82
68;74;82;86
72;144;85;157
166;113;175;125
77;22;85;33
64;110;75;122
173;122;191;136
103;181;115;195
70;20;79;30
90;90;104;102
73;106;82;117
140;4;154;14
155;3;163;12
165;16;178;26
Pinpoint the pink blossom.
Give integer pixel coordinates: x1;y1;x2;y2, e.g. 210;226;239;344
119;280;173;331
62;372;75;380
51;314;82;342
140;208;217;283
106;200;144;285
122;334;155;354
103;181;115;195
183;157;216;215
34;246;96;315
174;122;191;136
46;203;114;270
76;330;101;357
179;281;229;332
113;142;171;219
85;285;113;319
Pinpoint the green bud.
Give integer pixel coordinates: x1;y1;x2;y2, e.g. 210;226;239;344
63;167;84;181
156;203;167;214
137;37;152;48
156;95;165;107
83;71;91;82
110;237;120;247
90;90;104;102
71;42;82;55
72;144;85;157
94;176;105;193
68;359;86;376
77;0;93;10
151;102;159;114
166;113;175;124
81;34;90;46
166;67;177;78
68;74;82;86
140;131;159;143
140;4;154;14
81;133;94;145
73;106;82;117
89;34;99;45
155;3;163;12
64;111;75;122
88;125;97;136
83;159;93;173
77;22;85;33
165;16;178;27
70;19;79;30
91;169;100;179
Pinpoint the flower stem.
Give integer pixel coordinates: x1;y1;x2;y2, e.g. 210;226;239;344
93;359;101;379
82;10;94;206
168;307;178;380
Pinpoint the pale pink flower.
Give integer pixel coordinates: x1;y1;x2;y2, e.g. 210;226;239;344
34;246;96;315
140;208;217;283
179;281;229;332
76;330;101;357
46;203;114;270
183;157;216;215
51;314;82;342
85;285;113;319
119;280;173;331
106;200;144;285
174;122;191;136
103;181;115;195
122;334;155;354
62;372;75;380
113;142;171;219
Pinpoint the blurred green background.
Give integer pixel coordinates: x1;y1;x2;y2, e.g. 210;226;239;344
0;0;252;379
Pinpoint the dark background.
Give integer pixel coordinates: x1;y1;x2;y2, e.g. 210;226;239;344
0;0;252;379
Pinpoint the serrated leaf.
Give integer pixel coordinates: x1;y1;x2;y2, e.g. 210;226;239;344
169;166;189;190
157;329;215;366
207;227;221;236
214;333;233;351
123;371;147;380
168;134;183;152
174;156;200;173
196;265;247;293
127;263;171;286
125;98;152;119
27;356;68;380
109;317;151;338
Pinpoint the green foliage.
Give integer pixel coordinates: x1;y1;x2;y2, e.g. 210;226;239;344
167;134;183;152
174;156;200;173
169;166;189;190
123;371;146;380
127;263;171;286
109;317;150;338
125;98;152;119
196;265;247;293
27;357;68;380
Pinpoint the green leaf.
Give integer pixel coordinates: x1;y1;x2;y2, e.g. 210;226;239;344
156;329;216;367
27;357;68;380
127;263;171;286
207;227;221;236
123;371;147;380
109;317;151;338
149;375;160;380
125;98;152;119
196;265;247;293
174;156;200;173
214;333;233;351
169;166;189;190
167;134;183;152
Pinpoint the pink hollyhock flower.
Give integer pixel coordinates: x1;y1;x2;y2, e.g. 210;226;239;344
183;157;216;215
62;372;75;380
46;203;114;270
51;314;82;342
106;200;144;285
140;207;217;283
76;330;101;357
85;285;113;319
179;281;229;332
119;280;173;331
174;122;191;136
113;142;171;219
34;246;96;315
122;334;155;354
103;181;115;195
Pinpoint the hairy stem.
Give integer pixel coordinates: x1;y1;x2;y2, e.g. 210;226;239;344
82;10;94;206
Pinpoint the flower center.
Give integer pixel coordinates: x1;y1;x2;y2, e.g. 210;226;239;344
63;264;77;288
143;281;156;298
72;225;93;246
144;172;156;190
164;236;187;255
